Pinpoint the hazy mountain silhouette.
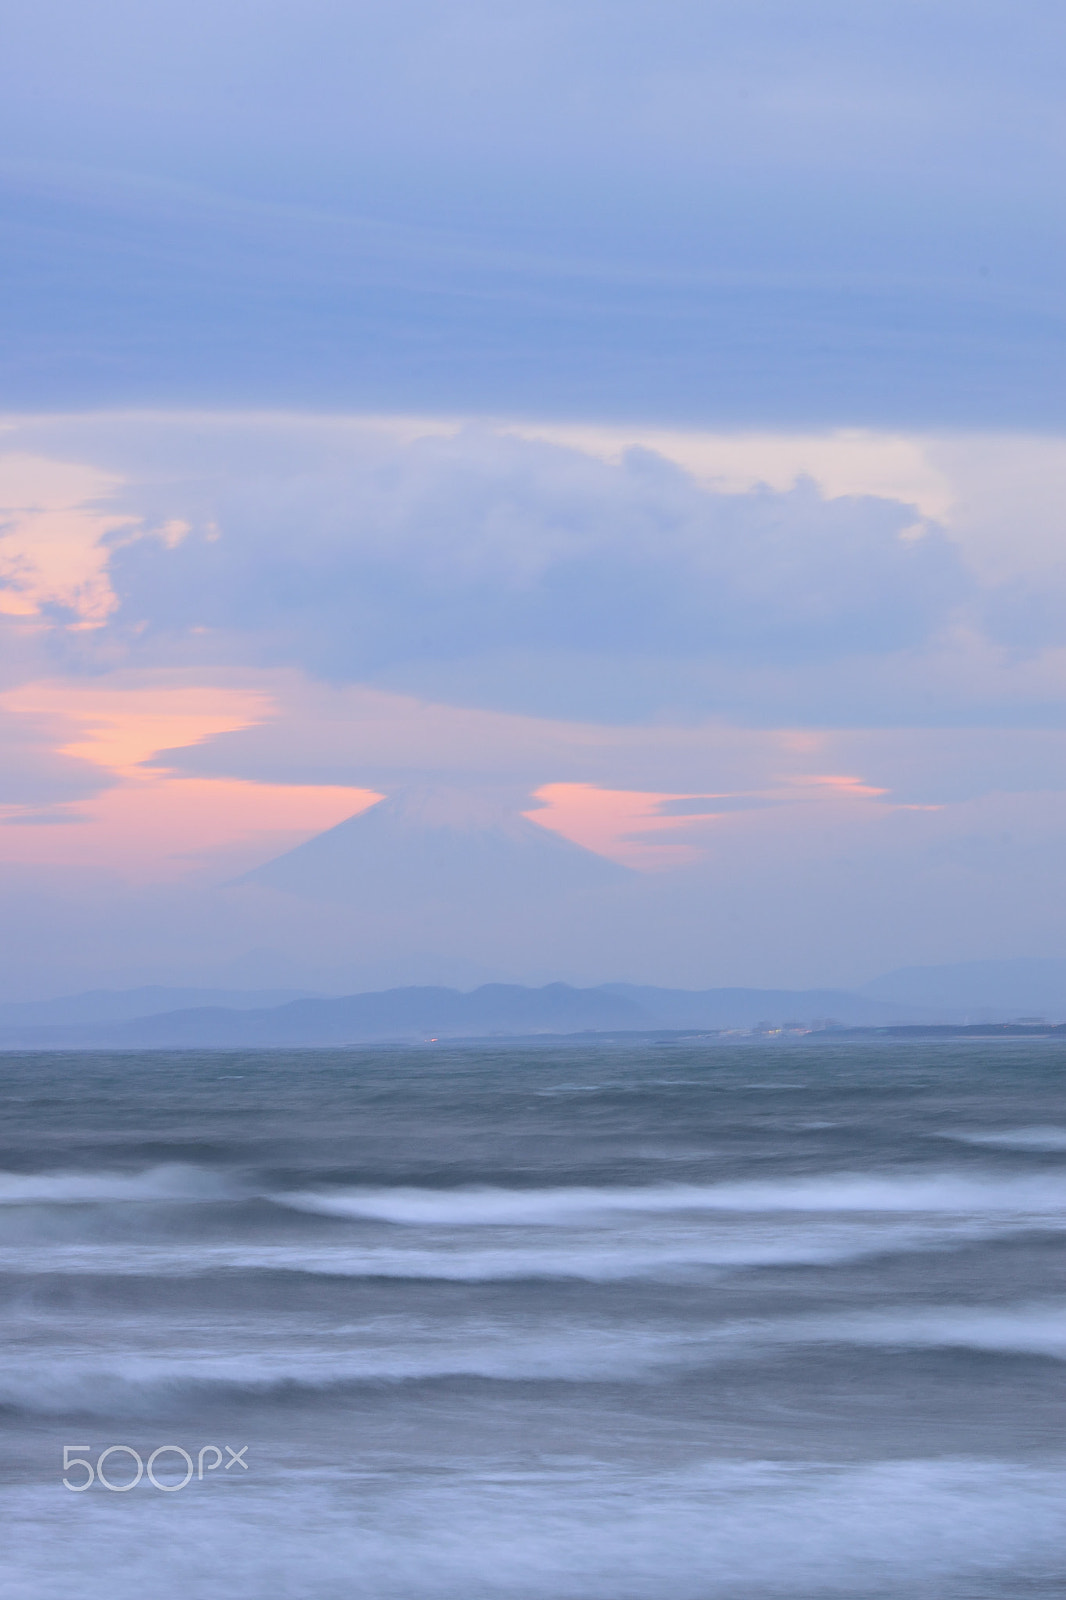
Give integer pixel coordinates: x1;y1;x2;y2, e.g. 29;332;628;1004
9;967;1066;1047
602;984;903;1029
862;958;1066;1019
0;979;911;1049
0;987;317;1030
0;983;654;1048
240;786;631;906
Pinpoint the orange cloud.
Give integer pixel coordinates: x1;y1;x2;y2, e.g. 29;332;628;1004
789;773;889;798
0;773;381;880
0;677;380;880
527;771;894;870
0;671;899;885
526;782;719;870
2;680;273;773
0;453;137;625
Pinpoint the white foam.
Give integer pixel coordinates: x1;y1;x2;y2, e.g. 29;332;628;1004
2;1457;1064;1598
0;1212;1032;1283
275;1170;1066;1226
0;1165;233;1205
4;1294;1065;1418
0;1319;695;1412
941;1126;1066;1151
3;1165;1063;1222
747;1301;1066;1360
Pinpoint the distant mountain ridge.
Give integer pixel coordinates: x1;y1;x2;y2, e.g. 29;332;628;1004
0;987;318;1030
5;958;1066;1050
0;980;904;1049
241;787;631;903
602;984;900;1030
861;958;1066;1017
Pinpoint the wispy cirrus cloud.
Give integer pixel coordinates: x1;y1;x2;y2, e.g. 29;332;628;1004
3;3;1065;422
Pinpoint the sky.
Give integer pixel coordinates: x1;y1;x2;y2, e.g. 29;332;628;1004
2;1;1066;999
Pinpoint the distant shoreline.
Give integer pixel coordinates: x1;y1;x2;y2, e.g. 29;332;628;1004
2;1024;1066;1054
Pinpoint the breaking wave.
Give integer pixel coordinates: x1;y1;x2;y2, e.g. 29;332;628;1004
939;1126;1066;1151
6;1297;1066;1416
0;1165;234;1204
274;1171;1066;1225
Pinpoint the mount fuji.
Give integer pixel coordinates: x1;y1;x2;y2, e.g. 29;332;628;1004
239;785;631;909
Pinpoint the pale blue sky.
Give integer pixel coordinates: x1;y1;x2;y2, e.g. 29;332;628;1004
3;0;1064;421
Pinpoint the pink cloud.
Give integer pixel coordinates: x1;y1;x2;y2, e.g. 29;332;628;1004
527;782;719;870
0;677;380;878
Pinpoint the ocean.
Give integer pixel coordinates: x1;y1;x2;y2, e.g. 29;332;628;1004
1;1038;1064;1598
